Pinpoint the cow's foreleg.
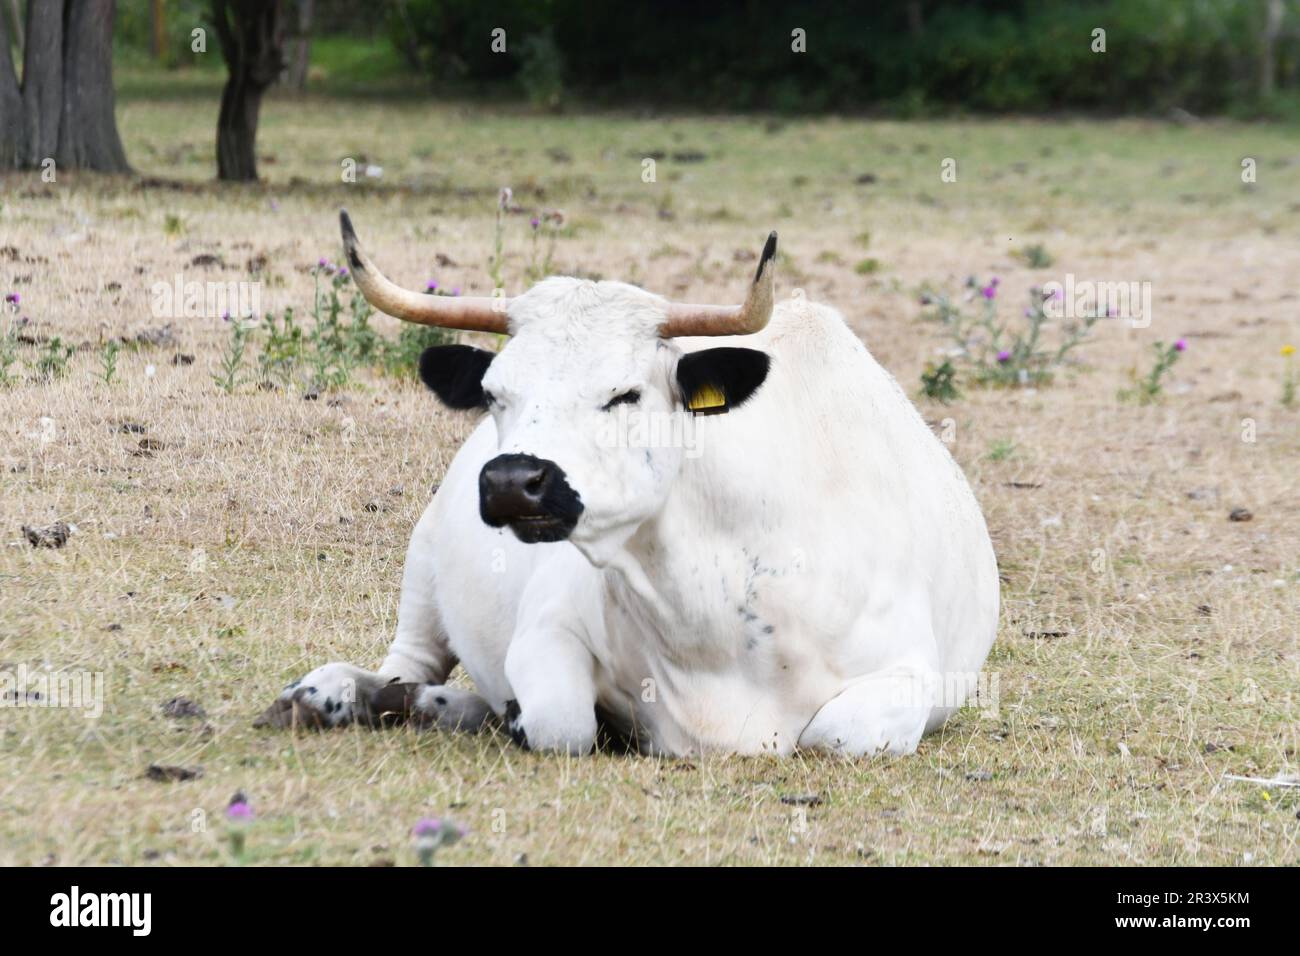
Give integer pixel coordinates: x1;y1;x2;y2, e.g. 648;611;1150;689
502;625;599;754
255;498;486;731
797;660;938;757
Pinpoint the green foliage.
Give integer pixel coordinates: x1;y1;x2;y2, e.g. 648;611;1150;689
303;268;356;390
382;0;1296;114
518;29;565;111
1017;243;1054;269
1282;347;1297;408
489;190;509;293
36;338;75;380
921;277;1099;389
1120;339;1185;404
113;0;210;69
382;323;457;378
257;306;306;389
986;439;1017;462
854;258;882;275
0;321;18;388
526;211;565;283
97;339;122;385
390;0;552;82
214;262;460;395
920;359;961;404
213;318;254;394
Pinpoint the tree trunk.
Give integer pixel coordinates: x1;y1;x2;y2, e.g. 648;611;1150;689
56;0;129;172
212;0;285;182
286;0;313;92
390;0;422;72
151;0;166;62
21;0;63;167
1259;0;1284;99
5;0;23;56
1;0;129;173
0;5;20;168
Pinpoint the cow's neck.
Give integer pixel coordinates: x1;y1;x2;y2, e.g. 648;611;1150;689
602;477;788;656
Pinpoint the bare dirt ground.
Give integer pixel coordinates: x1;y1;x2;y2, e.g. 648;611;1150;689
1;92;1297;865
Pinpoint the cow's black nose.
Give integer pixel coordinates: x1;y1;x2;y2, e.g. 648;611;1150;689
479;454;560;524
478;454;583;543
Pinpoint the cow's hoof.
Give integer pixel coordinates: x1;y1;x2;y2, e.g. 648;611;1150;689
253;662;376;730
501;698;596;755
370;683;495;733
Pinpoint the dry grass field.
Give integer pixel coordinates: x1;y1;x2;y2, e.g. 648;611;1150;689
1;82;1297;865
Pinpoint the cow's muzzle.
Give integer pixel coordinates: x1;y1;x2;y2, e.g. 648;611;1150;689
479;453;584;543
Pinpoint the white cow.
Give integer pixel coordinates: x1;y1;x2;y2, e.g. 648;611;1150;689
255;212;1000;757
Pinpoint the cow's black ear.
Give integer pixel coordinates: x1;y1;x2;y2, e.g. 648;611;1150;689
675;347;770;416
418;345;495;410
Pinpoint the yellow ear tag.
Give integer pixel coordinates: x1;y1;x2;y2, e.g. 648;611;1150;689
688;383;727;414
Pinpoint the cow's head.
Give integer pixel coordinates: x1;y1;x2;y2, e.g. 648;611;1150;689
340;211;775;563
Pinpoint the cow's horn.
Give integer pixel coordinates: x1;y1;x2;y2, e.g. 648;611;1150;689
659;232;777;337
339;210;510;334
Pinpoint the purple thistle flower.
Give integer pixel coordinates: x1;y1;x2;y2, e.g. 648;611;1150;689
451;287;461;297
530;217;540;230
997;350;1011;364
982;278;999;300
317;258;328;269
221;310;232;322
338;267;349;279
412;817;466;865
425;279;439;293
1174;338;1187;352
4;292;18;305
225;795;253;862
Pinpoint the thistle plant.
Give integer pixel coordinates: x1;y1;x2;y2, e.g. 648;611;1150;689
226;794;254;864
381;281;459;376
526;209;566;283
919;277;1099;391
215;191;545;399
306;261;354;389
97;338;122;385
489;187;512;293
257;305;304;388
36;337;74;380
1281;344;1296;408
0;320;18;388
213;312;254;394
1122;338;1185;404
920;358;960;403
412;817;466;866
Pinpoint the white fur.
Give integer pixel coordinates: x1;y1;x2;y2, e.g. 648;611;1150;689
274;279;1000;756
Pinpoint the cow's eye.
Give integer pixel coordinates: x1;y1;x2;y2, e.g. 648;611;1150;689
602;389;641;411
483;390;500;408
